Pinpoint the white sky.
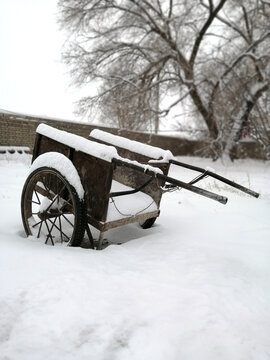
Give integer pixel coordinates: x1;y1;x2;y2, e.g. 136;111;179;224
0;0;186;129
0;0;80;119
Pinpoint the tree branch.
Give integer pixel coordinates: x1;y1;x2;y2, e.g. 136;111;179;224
189;0;228;68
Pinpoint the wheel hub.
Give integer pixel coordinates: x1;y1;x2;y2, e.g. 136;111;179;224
38;210;62;220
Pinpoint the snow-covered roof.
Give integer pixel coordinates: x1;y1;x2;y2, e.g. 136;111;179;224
90;129;173;162
36;124;163;174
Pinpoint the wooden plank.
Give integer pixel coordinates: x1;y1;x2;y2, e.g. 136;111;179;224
72;151;113;222
87;210;160;231
33;135;70;160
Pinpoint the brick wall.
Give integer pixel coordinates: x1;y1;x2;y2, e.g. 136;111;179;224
0;112;92;151
0;111;265;159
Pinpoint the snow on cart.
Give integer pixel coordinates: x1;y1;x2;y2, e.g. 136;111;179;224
21;124;259;249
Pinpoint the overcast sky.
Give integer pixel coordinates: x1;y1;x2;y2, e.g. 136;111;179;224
0;0;185;130
0;0;80;119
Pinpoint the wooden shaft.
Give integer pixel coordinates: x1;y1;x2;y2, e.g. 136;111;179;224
170;159;259;198
112;158;228;205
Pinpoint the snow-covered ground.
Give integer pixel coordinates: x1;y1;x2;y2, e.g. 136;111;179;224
0;154;270;360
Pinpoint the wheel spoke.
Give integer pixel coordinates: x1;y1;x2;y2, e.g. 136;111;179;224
59;216;63;243
47;216;58;243
56;176;60;201
56;191;74;213
32;219;43;228
42;175;50;194
61;214;74;228
44;219;54;245
37;220;43;238
48;218;70;242
34;190;41;205
43;185;66;214
42;174;56;198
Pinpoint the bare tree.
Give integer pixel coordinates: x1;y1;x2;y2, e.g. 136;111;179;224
205;0;270;160
58;0;270;159
97;80;157;131
58;0;227;133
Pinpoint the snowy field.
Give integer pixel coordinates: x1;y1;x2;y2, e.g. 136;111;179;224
0;154;270;360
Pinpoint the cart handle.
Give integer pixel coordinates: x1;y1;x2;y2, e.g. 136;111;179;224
169;159;259;198
112;158;228;205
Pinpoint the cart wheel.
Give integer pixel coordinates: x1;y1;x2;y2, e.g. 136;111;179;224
21;167;86;246
140;217;157;229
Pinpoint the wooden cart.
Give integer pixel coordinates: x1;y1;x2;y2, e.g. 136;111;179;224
21;124;259;249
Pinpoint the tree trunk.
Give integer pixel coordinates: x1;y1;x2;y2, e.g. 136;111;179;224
223;83;268;161
222;102;251;161
188;87;219;140
154;76;160;134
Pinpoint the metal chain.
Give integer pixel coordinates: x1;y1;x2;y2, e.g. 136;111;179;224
110;197;155;217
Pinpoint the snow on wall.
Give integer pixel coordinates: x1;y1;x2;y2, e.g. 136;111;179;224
0;146;30;153
29;152;85;200
90;129;174;162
